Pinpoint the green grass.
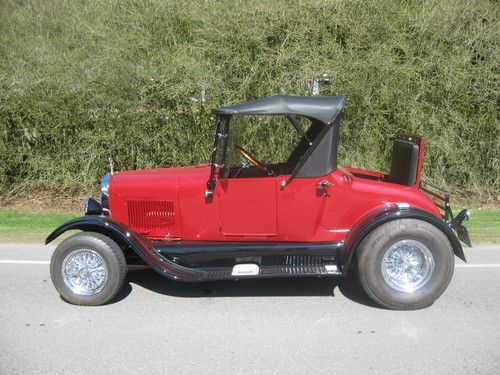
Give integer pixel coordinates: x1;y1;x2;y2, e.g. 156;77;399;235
0;208;77;242
466;209;500;243
0;207;498;243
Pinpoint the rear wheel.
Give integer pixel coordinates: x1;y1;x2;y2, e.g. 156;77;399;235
357;219;454;310
50;232;126;306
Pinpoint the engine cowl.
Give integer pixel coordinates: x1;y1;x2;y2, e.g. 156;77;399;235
107;168;187;239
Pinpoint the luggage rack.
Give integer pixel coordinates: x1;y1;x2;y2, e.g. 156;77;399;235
420;181;454;221
420;181;472;247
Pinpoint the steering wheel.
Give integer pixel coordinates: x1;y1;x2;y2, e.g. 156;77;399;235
236;146;268;173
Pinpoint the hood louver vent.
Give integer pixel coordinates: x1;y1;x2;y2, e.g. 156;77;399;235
127;200;175;230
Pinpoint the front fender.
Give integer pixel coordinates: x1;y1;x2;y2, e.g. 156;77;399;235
46;216;198;281
46;216;133;245
341;207;466;276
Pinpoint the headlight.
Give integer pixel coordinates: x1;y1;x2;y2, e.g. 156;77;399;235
100;172;112;216
84;197;102;216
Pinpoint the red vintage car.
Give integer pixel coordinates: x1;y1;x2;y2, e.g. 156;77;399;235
46;95;471;309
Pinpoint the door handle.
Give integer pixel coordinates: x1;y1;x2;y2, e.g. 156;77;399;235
317;180;333;196
318;180;334;188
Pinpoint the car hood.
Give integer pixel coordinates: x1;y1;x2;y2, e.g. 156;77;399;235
110;164;210;187
107;164;211;239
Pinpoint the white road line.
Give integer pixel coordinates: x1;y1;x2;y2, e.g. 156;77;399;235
455;264;500;268
0;260;50;265
0;260;499;268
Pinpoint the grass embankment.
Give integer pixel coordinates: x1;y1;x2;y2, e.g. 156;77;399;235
0;208;498;244
0;209;77;243
465;209;500;244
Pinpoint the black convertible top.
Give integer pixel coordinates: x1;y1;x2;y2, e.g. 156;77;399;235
213;95;346;125
206;95;346;190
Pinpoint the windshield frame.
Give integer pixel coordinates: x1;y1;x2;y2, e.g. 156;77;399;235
205;115;230;201
205;112;339;197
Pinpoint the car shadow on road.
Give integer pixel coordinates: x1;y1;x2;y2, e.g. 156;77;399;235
113;269;381;308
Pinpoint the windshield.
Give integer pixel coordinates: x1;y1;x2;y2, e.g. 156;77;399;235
206;112;337;199
216;114;313;179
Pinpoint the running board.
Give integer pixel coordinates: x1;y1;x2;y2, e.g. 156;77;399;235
153;240;344;265
202;261;341;281
155;252;342;281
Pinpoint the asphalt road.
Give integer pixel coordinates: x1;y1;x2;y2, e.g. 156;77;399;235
0;243;499;375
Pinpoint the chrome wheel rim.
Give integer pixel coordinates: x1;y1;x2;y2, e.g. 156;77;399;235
381;240;435;293
62;249;108;296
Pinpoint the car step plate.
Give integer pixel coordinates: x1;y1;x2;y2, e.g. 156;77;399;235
232;263;259;276
200;261;341;280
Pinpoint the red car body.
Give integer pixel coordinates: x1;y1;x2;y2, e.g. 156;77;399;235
108;162;440;244
47;95;471;308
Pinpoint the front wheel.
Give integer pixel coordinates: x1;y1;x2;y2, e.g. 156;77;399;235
357;219;454;310
50;232;126;306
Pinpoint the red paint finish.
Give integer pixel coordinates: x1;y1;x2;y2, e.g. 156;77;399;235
276;176;329;241
107;161;441;242
320;170;441;238
346;167;387;180
218;178;278;236
127;199;175;237
108;167;185;239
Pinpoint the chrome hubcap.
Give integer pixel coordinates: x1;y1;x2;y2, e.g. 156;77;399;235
62;249;108;296
381;240;434;293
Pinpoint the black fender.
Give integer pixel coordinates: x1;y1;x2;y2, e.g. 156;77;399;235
341;207;466;276
46;216;200;281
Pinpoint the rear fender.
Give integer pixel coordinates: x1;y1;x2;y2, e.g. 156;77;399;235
46;216;197;280
341;207;466;276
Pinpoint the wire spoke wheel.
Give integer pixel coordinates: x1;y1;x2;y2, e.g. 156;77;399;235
357;219;454;309
51;232;126;306
381;239;435;293
62;249;108;296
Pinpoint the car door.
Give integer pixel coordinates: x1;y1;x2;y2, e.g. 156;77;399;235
276;175;332;241
217;176;278;237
